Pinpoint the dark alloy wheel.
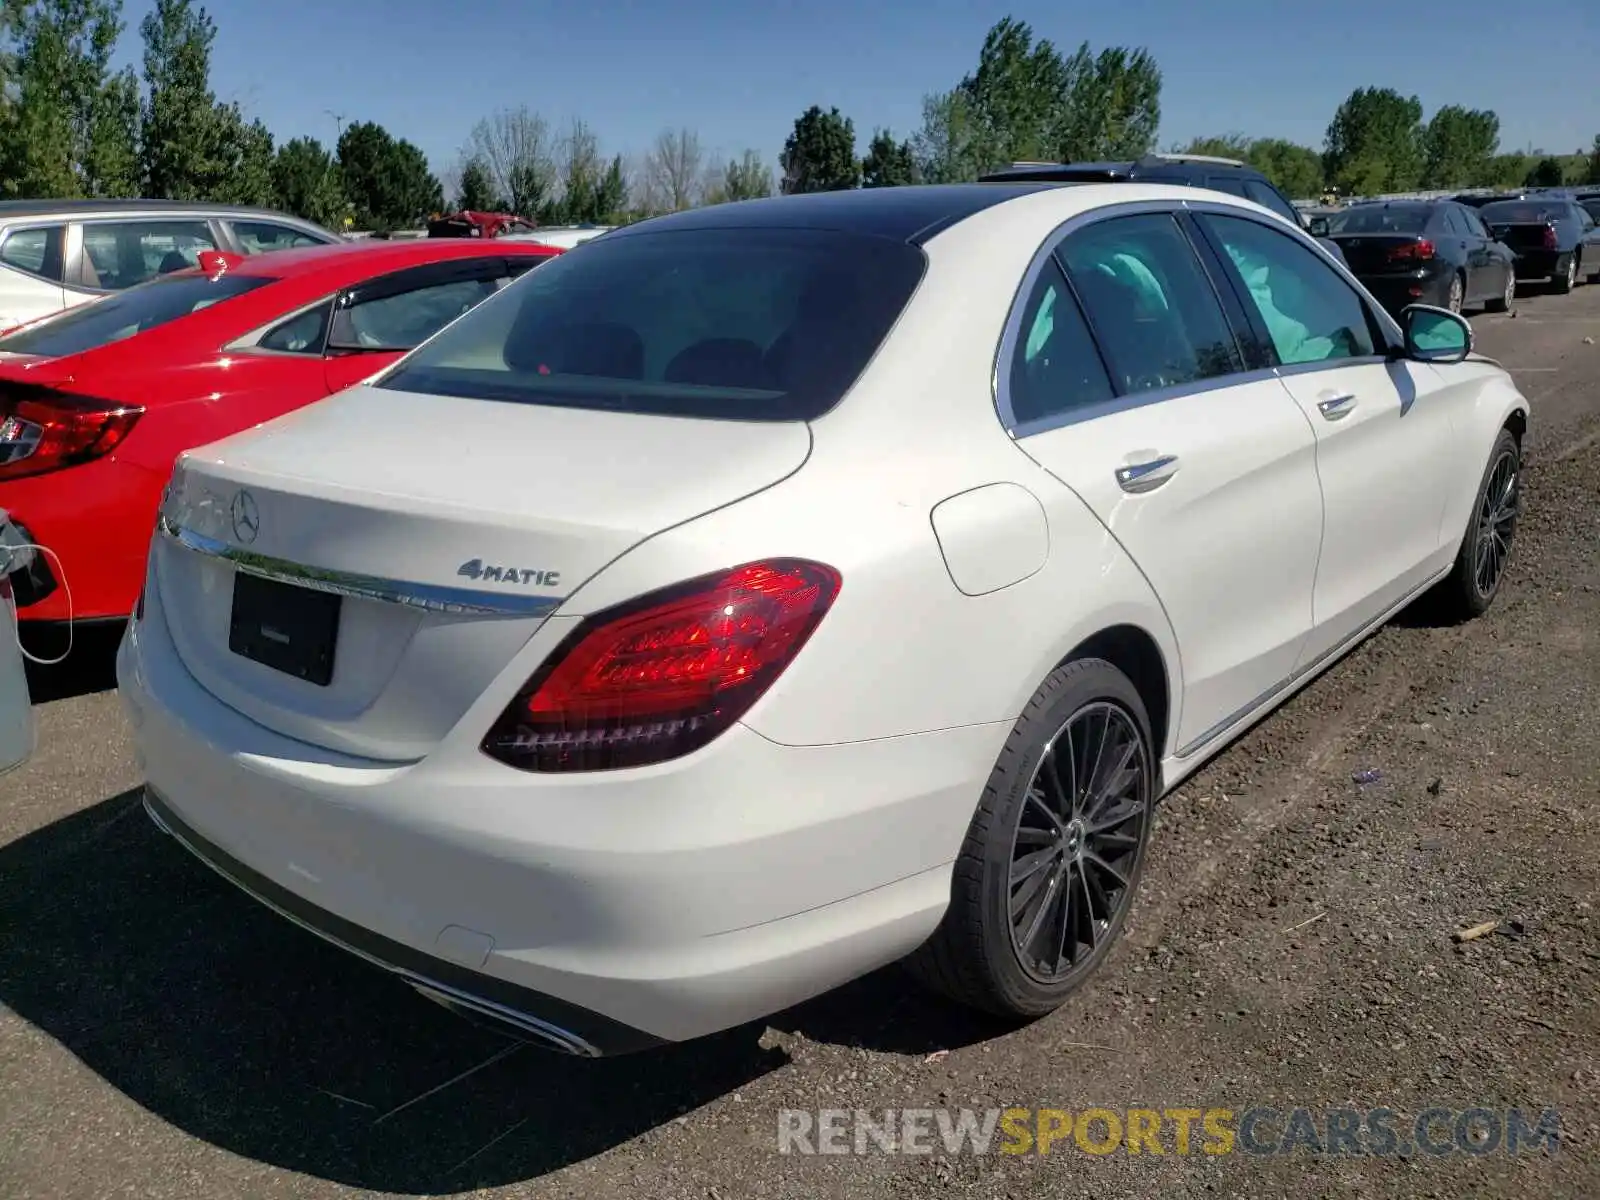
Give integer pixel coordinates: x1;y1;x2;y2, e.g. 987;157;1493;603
1007;702;1148;983
905;658;1156;1020
1553;254;1576;294
1471;446;1519;602
1433;428;1521;620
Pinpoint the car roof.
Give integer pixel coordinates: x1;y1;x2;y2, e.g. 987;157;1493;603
603;183;1068;245
219;236;561;280
0;198;328;223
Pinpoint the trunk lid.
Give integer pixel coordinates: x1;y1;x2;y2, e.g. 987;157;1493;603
154;383;812;761
1326;234;1427;274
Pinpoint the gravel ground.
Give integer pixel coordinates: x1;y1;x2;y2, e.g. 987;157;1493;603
2;282;1598;1199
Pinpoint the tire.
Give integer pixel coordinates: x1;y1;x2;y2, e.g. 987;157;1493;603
1431;428;1521;621
1445;272;1465;314
905;658;1157;1019
1485;267;1515;313
1551;253;1576;294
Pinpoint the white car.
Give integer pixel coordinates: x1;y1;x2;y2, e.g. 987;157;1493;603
0;200;340;331
118;182;1528;1056
498;225;614;251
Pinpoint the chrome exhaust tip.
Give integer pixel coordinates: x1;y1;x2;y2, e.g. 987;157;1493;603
408;982;601;1057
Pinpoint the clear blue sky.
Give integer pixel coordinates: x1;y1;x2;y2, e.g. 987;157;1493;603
117;0;1598;179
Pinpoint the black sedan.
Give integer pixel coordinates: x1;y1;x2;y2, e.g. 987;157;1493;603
1321;200;1516;316
1479;197;1600;293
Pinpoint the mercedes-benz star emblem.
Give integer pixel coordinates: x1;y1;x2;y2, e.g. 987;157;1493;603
230;490;260;544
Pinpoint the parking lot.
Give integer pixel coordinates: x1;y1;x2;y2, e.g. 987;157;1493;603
3;281;1598;1199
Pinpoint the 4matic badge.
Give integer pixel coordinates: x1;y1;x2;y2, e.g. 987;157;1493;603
456;559;561;588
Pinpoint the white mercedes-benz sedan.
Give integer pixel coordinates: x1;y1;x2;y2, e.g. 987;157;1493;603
118;182;1529;1056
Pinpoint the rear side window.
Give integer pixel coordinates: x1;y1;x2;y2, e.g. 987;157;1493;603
1007;257;1115;425
0;226;65;282
1056;213;1241;396
0;273;271;357
79;219;218;290
330;277;502;351
1243;181;1302;225
1204;175;1250;197
378;227;927;421
1582;200;1600;221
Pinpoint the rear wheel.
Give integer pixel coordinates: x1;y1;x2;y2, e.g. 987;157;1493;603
905;659;1156;1019
1552;253;1576;294
1446;272;1465;314
1485;266;1515;313
1432;428;1521;621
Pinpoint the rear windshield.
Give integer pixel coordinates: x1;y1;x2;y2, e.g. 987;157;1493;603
0;272;271;357
1327;206;1430;235
1479;201;1561;223
376;226;928;422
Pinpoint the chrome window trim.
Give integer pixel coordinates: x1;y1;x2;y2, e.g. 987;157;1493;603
157;515;564;618
992;197;1407;439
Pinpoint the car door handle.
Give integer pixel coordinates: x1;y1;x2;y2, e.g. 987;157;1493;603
1115;454;1180;493
1317;393;1358;420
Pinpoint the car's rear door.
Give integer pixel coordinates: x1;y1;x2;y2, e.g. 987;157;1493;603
1001;207;1323;755
1191;207;1462;665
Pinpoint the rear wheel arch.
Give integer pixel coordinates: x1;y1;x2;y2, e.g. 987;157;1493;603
1057;624;1172;770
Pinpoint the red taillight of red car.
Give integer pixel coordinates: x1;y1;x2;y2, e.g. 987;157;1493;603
482;559;842;772
1542;224;1560;250
1387;239;1435;262
0;391;143;481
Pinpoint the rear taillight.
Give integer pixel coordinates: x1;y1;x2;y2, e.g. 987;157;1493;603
1542;224;1559;250
0;392;142;481
482;559;842;772
1387;239;1435;261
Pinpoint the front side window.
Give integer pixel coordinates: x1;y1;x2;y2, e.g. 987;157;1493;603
379;227;928;422
1007;257;1115;425
79;220;218;290
1056;213;1242;396
330;277;504;352
0;226;66;282
0;273;271;357
231;220;335;254
1201;214;1377;367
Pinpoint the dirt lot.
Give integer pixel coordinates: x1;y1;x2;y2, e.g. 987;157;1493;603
2;283;1598;1200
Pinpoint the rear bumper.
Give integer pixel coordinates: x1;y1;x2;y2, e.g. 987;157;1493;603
1352;267;1452;313
116;582;1004;1049
0;456;164;622
1509;250;1562;279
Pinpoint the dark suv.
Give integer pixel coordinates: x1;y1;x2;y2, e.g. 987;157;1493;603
980;153;1308;224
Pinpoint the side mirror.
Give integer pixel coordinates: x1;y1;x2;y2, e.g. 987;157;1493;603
1307;215;1330;238
1401;304;1472;364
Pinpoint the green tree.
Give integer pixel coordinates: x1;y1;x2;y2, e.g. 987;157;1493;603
1422;105;1499;188
1;0;134;198
547;118;609;223
780;104;858;193
860;129;917;187
455;155;497;210
337;120;442;229
1323;87;1424;195
1056;43;1161;160
1177;133;1252;161
1526;156;1565;187
956;17;1065;170
705;149;772;204
272;136;346;227
207;103;273;205
139;0;222;199
1487;152;1535;189
911;89;983;183
85;68;141;196
1246;138;1323;199
592;155;627;221
1588;135;1600;184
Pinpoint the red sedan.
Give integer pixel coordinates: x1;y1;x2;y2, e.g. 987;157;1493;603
0;238;560;630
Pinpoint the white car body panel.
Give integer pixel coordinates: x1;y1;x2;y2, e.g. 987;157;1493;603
0;265;70;331
118;182;1530;1049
